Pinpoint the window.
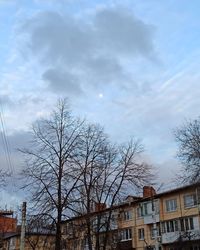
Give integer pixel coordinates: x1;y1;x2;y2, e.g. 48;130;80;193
184;193;197;208
65;221;74;235
110;213;117;230
145;247;155;250
10;238;15;247
138;201;159;217
137;203;149;217
150;225;160;238
162;220;178;233
190;246;200;250
151;226;157;239
180;217;194;231
73;239;79;250
99;234;105;246
82;238;89;250
138;228;145;240
123;210;132;220
165;199;177;212
121;228;132;241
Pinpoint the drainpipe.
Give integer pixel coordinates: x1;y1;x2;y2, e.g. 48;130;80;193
152;211;159;250
152;200;160;250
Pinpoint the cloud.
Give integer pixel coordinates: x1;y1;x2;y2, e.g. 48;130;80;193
94;8;154;57
0;94;13;106
42;68;83;95
0;130;31;174
20;6;156;95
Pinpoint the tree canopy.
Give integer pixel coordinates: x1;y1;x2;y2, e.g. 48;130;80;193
175;118;200;183
20;99;153;250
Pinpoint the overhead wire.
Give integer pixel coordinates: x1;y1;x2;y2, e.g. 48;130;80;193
0;99;14;175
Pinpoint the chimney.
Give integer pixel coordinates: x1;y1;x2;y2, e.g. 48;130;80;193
143;186;156;198
95;203;106;212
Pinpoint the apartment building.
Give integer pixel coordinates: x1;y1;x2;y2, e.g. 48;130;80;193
61;183;200;250
157;183;200;250
61;203;126;250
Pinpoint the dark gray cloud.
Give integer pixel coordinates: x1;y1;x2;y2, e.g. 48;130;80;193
0;130;32;205
0;94;13;106
43;68;83;95
0;130;31;173
94;8;154;56
23;11;93;65
21;7;155;95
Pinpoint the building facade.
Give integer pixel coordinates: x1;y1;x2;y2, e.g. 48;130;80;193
2;232;56;250
61;183;200;250
0;210;17;235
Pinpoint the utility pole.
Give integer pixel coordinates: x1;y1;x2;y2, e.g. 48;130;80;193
20;202;26;250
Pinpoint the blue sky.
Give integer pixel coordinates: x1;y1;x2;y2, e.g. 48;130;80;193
0;0;200;206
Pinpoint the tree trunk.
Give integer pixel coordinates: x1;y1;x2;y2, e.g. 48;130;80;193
55;165;62;250
55;216;62;250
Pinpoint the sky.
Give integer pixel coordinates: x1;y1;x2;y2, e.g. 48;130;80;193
0;0;200;208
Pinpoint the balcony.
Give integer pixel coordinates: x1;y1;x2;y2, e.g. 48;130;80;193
144;214;160;224
161;230;200;244
117;240;133;250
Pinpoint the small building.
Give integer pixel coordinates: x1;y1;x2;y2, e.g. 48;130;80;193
0;210;56;250
0;210;17;234
0;210;17;249
2;232;55;250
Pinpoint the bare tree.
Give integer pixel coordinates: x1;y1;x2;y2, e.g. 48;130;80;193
20;99;85;250
67;124;153;250
0;170;9;187
20;99;153;250
174;118;200;183
171;228;200;249
25;214;55;250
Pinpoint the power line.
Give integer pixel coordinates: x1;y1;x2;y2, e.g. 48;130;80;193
0;100;14;174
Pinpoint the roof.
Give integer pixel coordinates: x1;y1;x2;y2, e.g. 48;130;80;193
61;182;200;223
155;182;200;198
2;231;55;240
0;210;13;216
1;232;19;240
61;201;139;224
